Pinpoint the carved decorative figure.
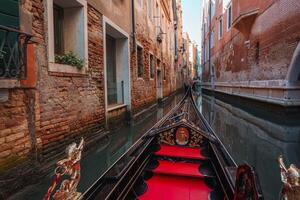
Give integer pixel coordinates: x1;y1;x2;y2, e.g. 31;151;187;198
44;138;84;200
278;155;300;200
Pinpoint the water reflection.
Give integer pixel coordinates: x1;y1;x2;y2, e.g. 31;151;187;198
11;93;183;200
194;92;300;200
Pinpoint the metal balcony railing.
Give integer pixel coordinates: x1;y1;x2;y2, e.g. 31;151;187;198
0;25;32;79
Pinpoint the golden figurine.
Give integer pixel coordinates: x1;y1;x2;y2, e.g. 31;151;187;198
278;155;300;200
44;138;84;200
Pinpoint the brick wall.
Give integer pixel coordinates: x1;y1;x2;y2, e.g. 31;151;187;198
0;1;106;197
0;0;184;197
38;5;106;161
131;0;174;114
202;0;300;83
131;34;158;114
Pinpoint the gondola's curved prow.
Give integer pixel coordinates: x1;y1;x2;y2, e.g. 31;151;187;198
81;91;192;200
81;88;263;200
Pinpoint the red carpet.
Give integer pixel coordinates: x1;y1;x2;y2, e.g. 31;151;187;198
154;160;204;178
155;145;206;160
139;174;212;200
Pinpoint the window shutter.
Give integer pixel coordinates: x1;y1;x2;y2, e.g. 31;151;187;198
0;0;19;28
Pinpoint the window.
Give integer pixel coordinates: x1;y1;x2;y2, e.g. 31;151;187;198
137;45;144;78
203;42;206;63
47;0;88;73
155;2;160;35
210;0;216;20
223;0;231;10
210;30;214;48
148;0;153;20
205;42;209;62
104;21;130;108
218;17;223;39
227;4;232;30
163;64;166;80
53;4;64;55
150;54;155;79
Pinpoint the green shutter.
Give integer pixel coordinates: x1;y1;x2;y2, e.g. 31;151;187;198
0;0;19;28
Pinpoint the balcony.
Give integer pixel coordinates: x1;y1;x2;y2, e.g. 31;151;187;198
232;0;259;39
0;25;32;83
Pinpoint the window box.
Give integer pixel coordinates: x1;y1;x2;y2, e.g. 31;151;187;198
46;0;88;74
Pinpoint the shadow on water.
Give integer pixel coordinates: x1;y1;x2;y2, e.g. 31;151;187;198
11;93;183;200
193;91;300;200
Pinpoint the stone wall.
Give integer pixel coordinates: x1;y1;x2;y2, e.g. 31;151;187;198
202;0;300;83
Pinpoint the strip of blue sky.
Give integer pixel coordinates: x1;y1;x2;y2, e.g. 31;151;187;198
182;0;203;47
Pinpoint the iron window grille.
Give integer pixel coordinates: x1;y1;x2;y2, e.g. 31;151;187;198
0;25;32;80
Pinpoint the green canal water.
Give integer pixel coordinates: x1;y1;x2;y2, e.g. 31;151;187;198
10;93;183;200
198;92;300;200
10;91;300;200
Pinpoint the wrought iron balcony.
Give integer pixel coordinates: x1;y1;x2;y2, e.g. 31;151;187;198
0;25;32;80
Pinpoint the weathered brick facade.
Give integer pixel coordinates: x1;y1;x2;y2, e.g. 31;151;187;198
201;0;300;105
131;0;176;114
0;0;186;197
0;1;107;197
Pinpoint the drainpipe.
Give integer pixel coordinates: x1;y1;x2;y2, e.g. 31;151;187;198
131;0;136;53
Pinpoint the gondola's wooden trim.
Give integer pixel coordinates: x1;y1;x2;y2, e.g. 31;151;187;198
82;88;263;200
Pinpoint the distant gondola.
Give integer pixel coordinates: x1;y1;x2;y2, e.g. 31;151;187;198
80;88;264;200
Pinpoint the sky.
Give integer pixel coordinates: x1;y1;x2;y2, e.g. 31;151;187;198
182;0;203;47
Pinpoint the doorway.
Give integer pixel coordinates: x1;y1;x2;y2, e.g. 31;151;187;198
104;21;130;110
106;35;117;105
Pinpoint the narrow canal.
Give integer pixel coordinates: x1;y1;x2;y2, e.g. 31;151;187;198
198;92;300;200
10;93;183;200
11;91;300;200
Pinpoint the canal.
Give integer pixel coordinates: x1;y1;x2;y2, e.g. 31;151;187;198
198;92;300;200
11;91;300;200
10;93;183;200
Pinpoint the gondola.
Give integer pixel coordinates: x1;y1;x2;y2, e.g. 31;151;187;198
45;88;264;200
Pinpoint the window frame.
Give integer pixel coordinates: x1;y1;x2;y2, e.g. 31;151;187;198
163;64;166;81
218;16;223;39
149;53;155;79
46;0;88;74
227;4;232;31
210;30;214;49
137;44;144;78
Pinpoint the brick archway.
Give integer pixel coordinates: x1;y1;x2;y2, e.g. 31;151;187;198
287;42;300;82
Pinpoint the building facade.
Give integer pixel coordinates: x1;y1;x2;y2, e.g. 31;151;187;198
182;32;191;81
201;0;300;106
0;0;186;197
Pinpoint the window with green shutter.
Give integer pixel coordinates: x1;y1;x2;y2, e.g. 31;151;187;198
0;0;19;28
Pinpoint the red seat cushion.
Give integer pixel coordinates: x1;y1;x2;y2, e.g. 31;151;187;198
139;174;212;200
155;145;206;160
154;160;204;178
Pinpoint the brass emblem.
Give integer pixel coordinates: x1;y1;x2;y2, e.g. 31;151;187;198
44;138;84;200
278;155;300;200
